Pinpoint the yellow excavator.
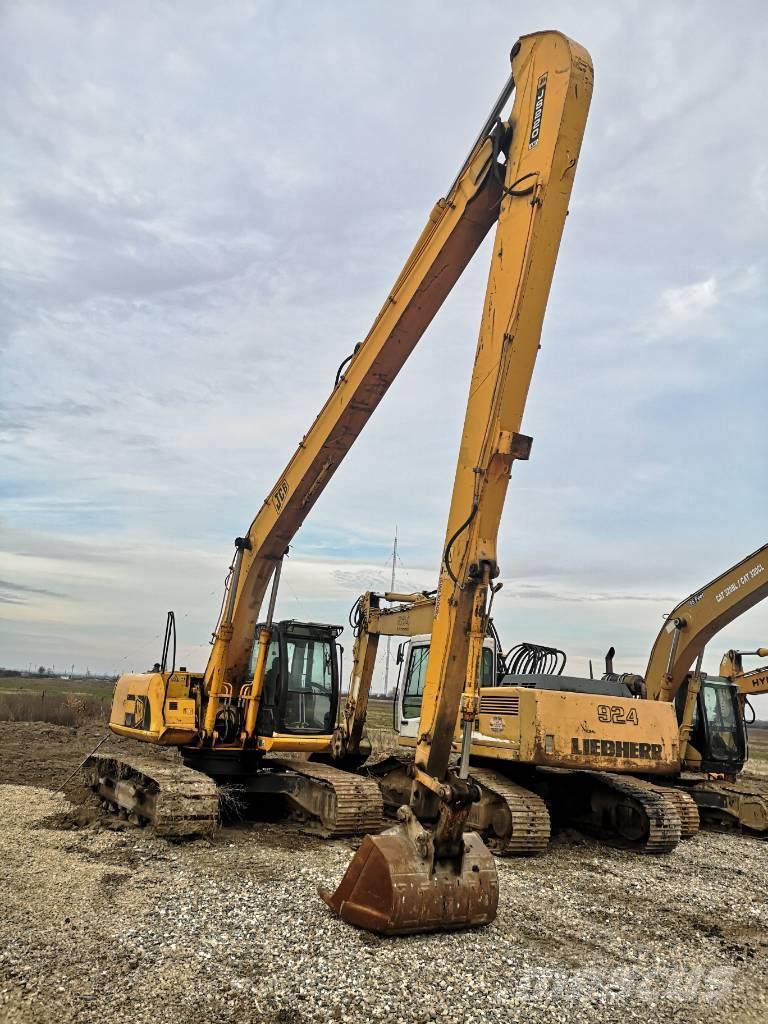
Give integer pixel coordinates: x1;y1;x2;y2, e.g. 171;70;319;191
84;30;593;936
337;545;768;853
633;546;768;832
333;588;691;854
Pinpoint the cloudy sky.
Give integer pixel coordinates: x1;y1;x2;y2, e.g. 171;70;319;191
2;2;767;706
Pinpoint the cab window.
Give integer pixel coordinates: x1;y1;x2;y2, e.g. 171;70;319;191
481;647;495;686
701;682;740;761
403;645;429;719
250;639;281;705
282;636;334;732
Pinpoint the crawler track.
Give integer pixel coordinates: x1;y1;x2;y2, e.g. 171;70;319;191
681;775;768;835
658;786;700;839
84;753;219;837
367;755;551;856
84;753;384;839
623;776;700;839
467;767;551;855
270;759;384;837
561;771;683;854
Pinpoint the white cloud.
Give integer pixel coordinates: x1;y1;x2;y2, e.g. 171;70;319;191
650;265;761;339
1;2;766;685
661;276;719;323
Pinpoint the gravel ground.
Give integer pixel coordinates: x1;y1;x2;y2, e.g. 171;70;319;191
1;724;767;1024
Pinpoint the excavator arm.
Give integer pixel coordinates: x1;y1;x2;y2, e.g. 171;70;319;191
200;67;523;736
720;649;768;696
333;591;436;764
323;30;593;934
644;544;768;703
411;30;592;810
642;544;768;768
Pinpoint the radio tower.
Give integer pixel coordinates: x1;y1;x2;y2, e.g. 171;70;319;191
383;526;397;695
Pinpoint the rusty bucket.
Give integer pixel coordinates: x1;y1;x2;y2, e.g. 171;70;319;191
319;812;498;935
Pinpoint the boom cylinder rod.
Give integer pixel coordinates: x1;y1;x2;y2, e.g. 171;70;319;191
446;71;516;199
224;546;246;624
264;555;283;628
458;720;473;780
203;541;248;737
678;650;705;757
243;556;285;741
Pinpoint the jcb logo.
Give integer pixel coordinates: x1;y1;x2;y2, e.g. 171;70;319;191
272;479;289;513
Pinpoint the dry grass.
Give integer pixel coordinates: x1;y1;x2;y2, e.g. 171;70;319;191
748;727;768;763
364;698;395;731
0;692;396;744
366;726;399;756
0;691;109;728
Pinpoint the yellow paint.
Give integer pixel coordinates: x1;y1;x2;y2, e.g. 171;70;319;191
413;31;593;783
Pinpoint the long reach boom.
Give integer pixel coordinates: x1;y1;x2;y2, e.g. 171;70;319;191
323;31;593;933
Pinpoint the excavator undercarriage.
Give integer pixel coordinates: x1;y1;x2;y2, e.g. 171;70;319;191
367;754;698;855
669;773;768;835
84;753;220;837
83;751;384;839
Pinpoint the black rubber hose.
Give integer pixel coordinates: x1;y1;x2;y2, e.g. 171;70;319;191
503;171;537;198
348;595;364;637
443;501;478;585
506;642;566;676
334;342;363;388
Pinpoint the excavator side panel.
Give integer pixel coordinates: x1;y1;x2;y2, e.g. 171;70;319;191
474;689;681;773
109;672;198;746
396;686;680;774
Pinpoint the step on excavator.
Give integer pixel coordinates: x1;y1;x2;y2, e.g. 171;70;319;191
83;29;593;936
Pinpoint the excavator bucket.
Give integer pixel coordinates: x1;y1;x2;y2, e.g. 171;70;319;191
320;816;498;935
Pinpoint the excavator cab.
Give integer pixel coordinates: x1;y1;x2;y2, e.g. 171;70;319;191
395;635;498;738
677;677;747;774
249;620;343;738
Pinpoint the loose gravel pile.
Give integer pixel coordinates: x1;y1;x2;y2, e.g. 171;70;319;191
1;778;767;1024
